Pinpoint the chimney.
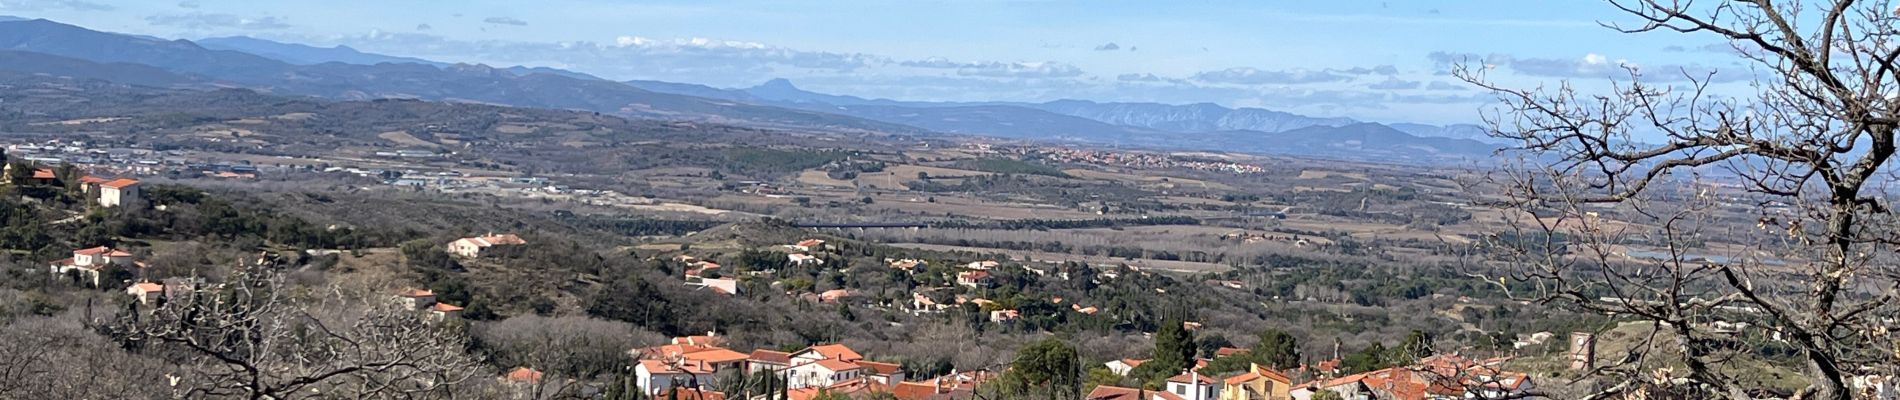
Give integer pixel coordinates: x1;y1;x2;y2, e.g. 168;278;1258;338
1191;369;1202;400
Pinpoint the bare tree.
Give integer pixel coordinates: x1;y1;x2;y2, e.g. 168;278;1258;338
476;315;659;399
103;256;488;399
1457;1;1900;399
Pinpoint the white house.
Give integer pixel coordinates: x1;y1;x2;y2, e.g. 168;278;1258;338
127;281;165;304
787;239;826;252
1165;371;1220;400
747;350;794;373
787;253;823;266
98;178;140;208
50;246;141;287
395;288;437;310
1105;359;1146;376
856;360;905;387
446;233;526;258
786;358;865;389
635;359;711;396
697;278;739;295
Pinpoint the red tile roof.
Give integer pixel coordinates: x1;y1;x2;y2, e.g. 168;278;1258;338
430;303;464;312
397;288;434;297
666;388;728;400
1085;385;1143;400
804;343;864;361
856;360;902;375
893;381;944;400
30;168;53;179
684;348;750;364
130;282;164;293
749;349;793;365
101;178;139;189
1167;372;1219;385
640;359;715;375
812;358;864;372
79;176;109;184
502;367;543;384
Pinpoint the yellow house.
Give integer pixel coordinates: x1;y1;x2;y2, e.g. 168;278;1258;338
1219;363;1293;400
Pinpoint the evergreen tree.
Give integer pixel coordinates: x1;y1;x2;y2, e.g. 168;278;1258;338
1255;329;1303;370
1396;329;1435;362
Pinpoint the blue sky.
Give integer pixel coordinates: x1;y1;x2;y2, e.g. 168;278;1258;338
0;0;1751;125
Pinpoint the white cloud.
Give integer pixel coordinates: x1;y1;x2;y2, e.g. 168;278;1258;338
145;12;291;30
1192;67;1353;85
1366;78;1422;90
0;0;112;11
614;35;765;50
482;16;527;26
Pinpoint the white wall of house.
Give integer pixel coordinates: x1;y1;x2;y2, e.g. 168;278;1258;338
100;185;138;207
1167;381;1220;400
785;363;861;389
634;364;686;395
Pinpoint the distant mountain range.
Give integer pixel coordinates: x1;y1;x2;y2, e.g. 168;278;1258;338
0;16;1501;163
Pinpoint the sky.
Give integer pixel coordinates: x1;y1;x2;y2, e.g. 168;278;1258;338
0;0;1755;125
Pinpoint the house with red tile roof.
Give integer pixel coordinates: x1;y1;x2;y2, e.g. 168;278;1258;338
787;358;866;390
956;270;994;288
787;239;826;252
500;367;543;385
446;233;526;258
1106;358;1147;376
127;281;165;304
50;246;142;287
98;178;140;208
747;349;795;373
1217;363;1292;400
427;302;464;320
893;370;996;400
394;288;437;310
693;277;739;295
1165;371;1221;400
856;360;906;386
1295;354;1533;400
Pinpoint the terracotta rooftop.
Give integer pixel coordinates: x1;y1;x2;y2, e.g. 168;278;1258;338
803;343;864;361
749;349;793;365
502;367;542;384
101;178;139;189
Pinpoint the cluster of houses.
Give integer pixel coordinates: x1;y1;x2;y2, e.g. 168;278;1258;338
484;330;1011;399
2;163;145;209
4;140;279;179
603;332;1000;400
447;233;527;258
393;288;465;320
1091;351;1532;400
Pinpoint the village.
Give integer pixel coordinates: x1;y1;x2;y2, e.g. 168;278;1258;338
10;151;1544;400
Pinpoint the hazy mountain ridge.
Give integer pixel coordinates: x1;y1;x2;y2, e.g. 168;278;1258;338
1024;99;1358;133
0;18;916;133
0;18;1499;163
